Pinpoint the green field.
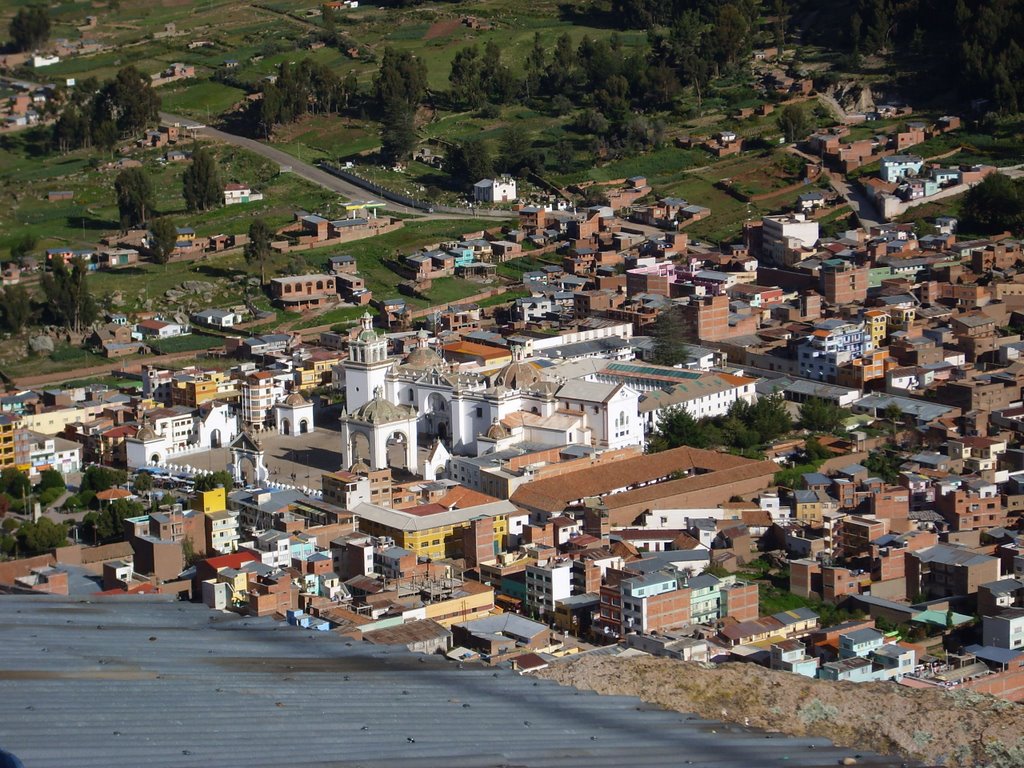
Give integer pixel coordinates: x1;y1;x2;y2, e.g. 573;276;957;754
160;81;247;119
0;138;339;259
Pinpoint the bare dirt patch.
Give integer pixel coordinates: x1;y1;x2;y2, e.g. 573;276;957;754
424;18;461;41
538;654;1024;767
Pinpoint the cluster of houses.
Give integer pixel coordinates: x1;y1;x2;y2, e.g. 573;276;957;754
0;190;1023;698
806;114;961;174
1;80;54;131
864;156;995;218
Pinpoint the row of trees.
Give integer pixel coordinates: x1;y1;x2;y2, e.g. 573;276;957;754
247;59;359;139
52;67;160;154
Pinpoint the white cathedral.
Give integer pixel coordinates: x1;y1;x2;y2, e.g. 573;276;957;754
339;313;644;472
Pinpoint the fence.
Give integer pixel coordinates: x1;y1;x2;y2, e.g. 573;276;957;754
318;162;433;211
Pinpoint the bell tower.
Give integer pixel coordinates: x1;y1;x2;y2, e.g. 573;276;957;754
345;312;392;410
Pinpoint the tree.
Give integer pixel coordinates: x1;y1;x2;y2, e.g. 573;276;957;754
803;436;832;463
17;517;67;556
81;465;128;494
498;124;532;175
712;3;751;71
649;306;691;366
648;407;715;452
449;45;485;109
742;392;793;443
35;469;65;493
778;103;812;143
960;174;1024;236
10;233;37;260
379;104;416;165
373;47;428;115
182;146;222;212
446;139;494;189
149;217;177;265
39;256;96;333
81;497;144;543
93;66;160;137
245;218;273;285
194;470;234;492
321;4;339;45
114;168;155;229
772;0;788;51
9;6;50;52
0;285;33;333
883;402;903;439
132;472;153;494
864;450;901;483
0;468;31;499
799;397;850;433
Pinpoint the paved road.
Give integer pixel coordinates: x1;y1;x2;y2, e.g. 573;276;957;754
785;144;880;230
160;111;513;221
160;111;424;215
828;173;880;230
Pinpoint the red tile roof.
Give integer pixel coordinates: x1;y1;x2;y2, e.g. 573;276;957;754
404;503;449;517
204;551;258;571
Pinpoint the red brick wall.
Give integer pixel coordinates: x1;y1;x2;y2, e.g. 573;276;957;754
645;587;691;632
723;582;760;622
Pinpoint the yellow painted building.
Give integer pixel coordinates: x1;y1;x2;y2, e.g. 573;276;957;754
423;580;495;626
192;487;227;513
294;352;344;391
0;415;27;469
863;309;888;349
353;500;515;562
171;371;239;408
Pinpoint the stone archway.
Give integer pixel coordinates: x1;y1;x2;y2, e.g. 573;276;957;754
211;429;222;449
386;430;412;471
282;418;291;436
236;454;259;486
299;418;309;434
228;430;269;486
349;431;371;464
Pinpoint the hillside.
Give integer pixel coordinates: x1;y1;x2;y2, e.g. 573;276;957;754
539;654;1024;767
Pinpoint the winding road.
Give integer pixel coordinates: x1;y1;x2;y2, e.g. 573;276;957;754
159;111;512;220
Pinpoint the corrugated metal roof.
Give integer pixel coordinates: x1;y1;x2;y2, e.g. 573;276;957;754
0;595;912;767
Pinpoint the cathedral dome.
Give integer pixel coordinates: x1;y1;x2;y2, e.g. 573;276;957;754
485;419;509;440
351;387;410;424
284;392;309;406
404;345;443;370
492;360;544;390
135;424;158;442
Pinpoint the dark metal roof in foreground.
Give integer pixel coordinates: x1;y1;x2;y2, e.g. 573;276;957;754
0;595;912;768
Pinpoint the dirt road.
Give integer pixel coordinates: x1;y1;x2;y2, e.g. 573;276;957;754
6;349;209;389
